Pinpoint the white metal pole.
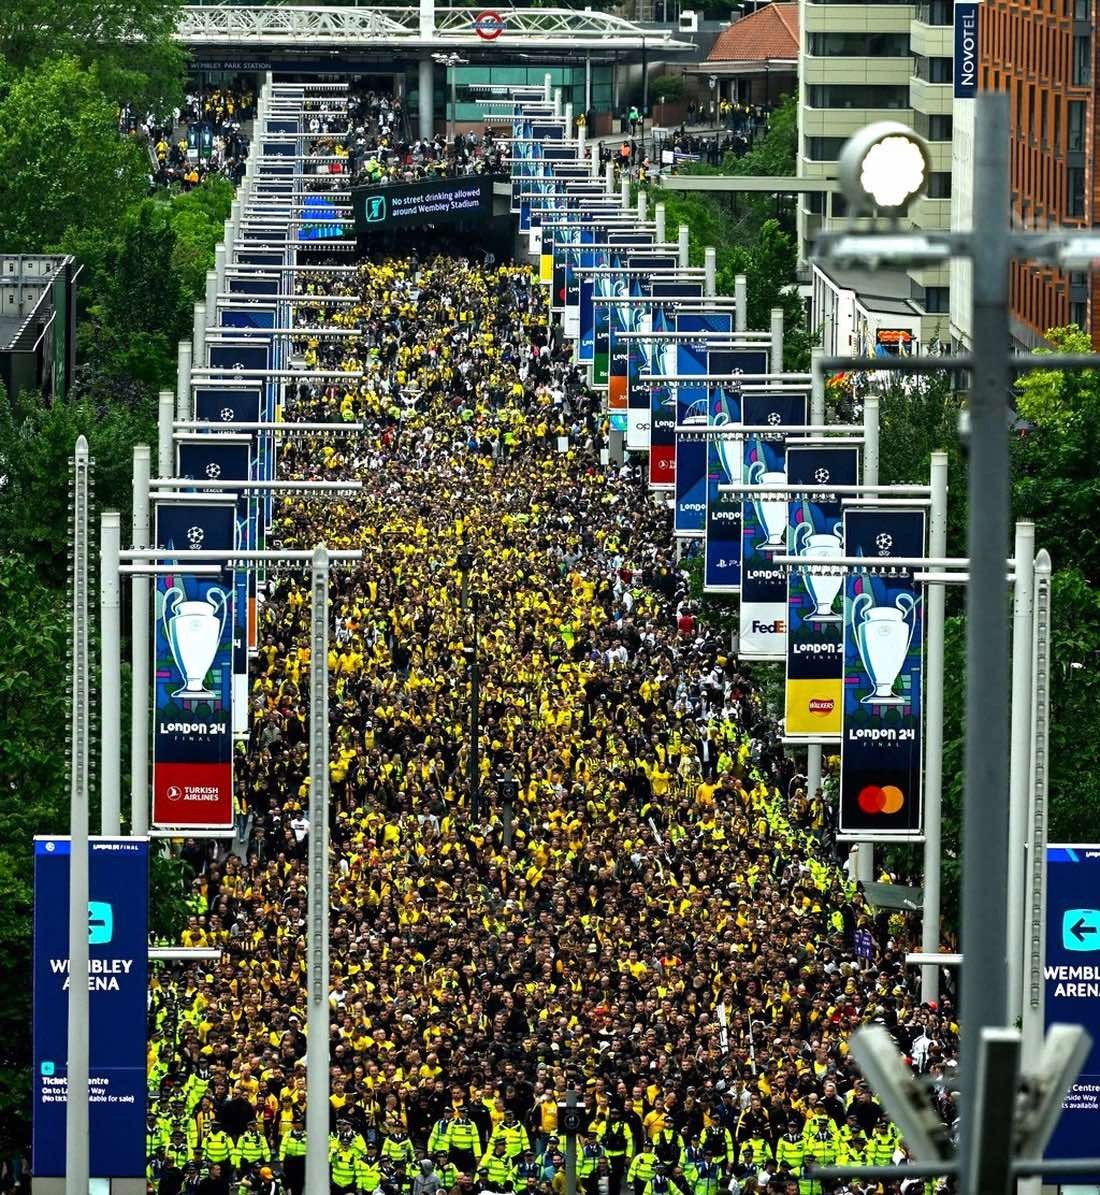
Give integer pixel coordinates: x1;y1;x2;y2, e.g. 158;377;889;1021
578;124;586;162
804;365;826;809
770;307;784;373
1021;548;1051;1073
1006;520;1036;1024
620;178;630;208
591;146;601;179
66;436;91;1195
678;224;690;269
734;274;748;333
921;451;949;1004
305;544;331;1195
176;342;192;422
192;302;206;366
1019;548;1051;1195
637;191;647;225
655;202;666;244
545;73;553;103
605;161;615;195
704;247;716;297
205;269;217;316
99;511;121;836
554;89;563;120
158;391;175;480
564;101;573;133
854;394;880;883
214;243;226;296
131;446;150;837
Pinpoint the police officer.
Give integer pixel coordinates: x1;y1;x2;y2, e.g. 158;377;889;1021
434;1150;459;1191
428;1108;455;1157
233;1122;271;1175
481;1137;516;1193
449;1107;481;1173
279;1117;308;1195
600;1110;634;1195
627;1141;659;1195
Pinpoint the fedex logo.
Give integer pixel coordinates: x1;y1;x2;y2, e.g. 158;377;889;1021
751;619;786;634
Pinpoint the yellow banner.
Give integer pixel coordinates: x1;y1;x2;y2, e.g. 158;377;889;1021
785;678;842;738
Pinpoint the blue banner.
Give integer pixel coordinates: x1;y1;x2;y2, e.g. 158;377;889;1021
839;508;926;838
209;341;271;376
739;394;808;656
702;381;743;593
177;439;252;696
1045;844;1100;1180
785;446;860;738
227;276;280;297
633;282;703;464
152;499;236;827
672;325;737;534
221;306;277;331
33;836;148;1177
954;1;979;98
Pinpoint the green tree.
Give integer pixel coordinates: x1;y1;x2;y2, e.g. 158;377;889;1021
0;56;148;254
0;386;156;579
0;553;71;1152
0;0;184;111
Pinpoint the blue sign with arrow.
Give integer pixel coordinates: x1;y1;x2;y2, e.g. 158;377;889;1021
1063;908;1100;951
1045;845;1100;1179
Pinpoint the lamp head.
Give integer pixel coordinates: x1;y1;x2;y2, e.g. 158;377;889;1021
838;122;931;215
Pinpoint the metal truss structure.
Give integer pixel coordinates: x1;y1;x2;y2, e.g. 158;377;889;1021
176;5;694;52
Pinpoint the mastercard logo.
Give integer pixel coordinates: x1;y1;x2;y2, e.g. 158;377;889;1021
808;699;834;716
857;784;905;815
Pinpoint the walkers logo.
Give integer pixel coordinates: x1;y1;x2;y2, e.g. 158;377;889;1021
809;698;835;717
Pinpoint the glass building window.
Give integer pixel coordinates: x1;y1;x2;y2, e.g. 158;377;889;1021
1068;100;1086;152
806;84;910;109
808;31;911;55
916;0;954;23
924;286;950;313
1068;166;1086;216
914;55;954;83
1073;35;1092;85
926;172;952;198
804;136;849;160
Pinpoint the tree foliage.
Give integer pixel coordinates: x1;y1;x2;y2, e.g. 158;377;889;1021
0;552;71;1152
0;56;149;254
0;0;184;110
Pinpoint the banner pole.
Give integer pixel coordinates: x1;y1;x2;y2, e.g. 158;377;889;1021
921;451;949;1004
734;274;747;333
852;395;880;884
306;543;331;1195
1006;519;1036;1023
771;307;784;374
99;511;121;836
805;362;826;812
158;392;175;481
130;447;151;837
66;436;91;1195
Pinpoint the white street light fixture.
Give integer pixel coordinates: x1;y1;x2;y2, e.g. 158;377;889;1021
837;121;931;215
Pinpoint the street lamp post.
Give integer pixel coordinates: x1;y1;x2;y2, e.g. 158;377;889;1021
432;52;468;144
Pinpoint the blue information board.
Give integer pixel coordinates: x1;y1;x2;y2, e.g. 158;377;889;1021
33;837;148;1177
1045;844;1100;1179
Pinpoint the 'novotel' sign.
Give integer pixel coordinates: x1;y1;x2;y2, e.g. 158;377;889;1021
954;1;979;98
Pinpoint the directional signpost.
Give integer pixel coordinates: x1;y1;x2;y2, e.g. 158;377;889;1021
1044;845;1100;1179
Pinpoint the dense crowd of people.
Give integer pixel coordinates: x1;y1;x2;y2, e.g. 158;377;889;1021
140;241;960;1195
121;82;254;190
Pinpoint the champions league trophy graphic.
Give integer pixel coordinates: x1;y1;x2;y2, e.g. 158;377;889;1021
794;520;844;622
163;584;229;701
851;591;916;705
710;387;741;485
747;450;788;551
